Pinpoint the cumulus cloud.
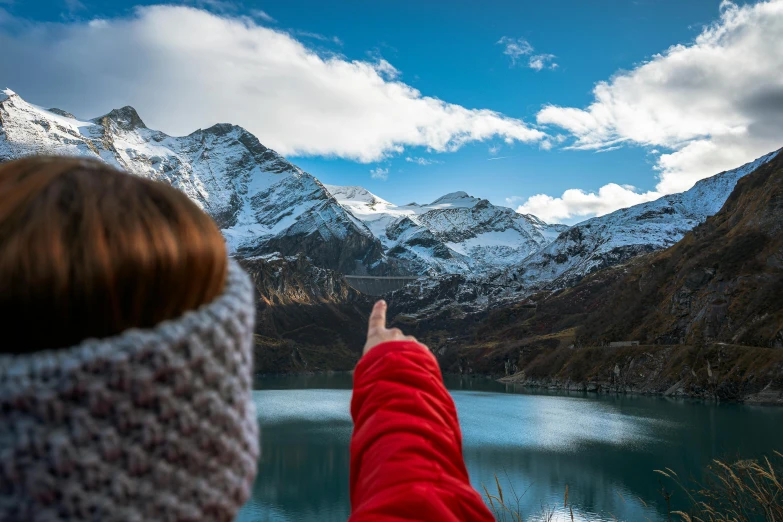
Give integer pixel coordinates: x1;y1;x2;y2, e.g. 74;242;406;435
517;185;661;222
0;6;545;163
497;36;558;71
405;156;442;166
516;0;783;222
370;167;389;180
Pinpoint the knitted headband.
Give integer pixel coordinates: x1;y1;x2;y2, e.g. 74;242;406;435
0;259;259;522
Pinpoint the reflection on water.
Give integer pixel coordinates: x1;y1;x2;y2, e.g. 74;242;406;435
237;375;783;522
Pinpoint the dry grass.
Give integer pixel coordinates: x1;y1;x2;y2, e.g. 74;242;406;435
484;453;783;522
482;473;575;522
660;452;783;522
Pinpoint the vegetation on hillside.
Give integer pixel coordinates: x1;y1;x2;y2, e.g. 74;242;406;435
416;153;783;401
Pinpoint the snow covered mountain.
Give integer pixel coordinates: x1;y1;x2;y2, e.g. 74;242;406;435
0;89;387;274
4;88;778;293
326;185;567;275
498;149;782;292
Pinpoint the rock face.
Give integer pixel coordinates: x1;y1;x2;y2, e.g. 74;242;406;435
499;149;781;292
573;150;783;347
0;89;386;274
326;185;566;275
437;149;783;390
238;255;373;373
496;344;783;404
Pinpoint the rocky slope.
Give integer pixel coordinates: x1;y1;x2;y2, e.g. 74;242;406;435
572;149;783;347
238;255;373;373
498;344;783;405
498;149;781;292
326;185;566;275
424;150;783;402
0;89;386;274
352;148;782;324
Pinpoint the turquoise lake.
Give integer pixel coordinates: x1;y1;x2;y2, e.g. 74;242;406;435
236;374;783;522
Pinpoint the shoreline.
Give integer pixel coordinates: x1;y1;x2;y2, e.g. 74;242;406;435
251;341;783;406
496;374;783;406
251;367;783;406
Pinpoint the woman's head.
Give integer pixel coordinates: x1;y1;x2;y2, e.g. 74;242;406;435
0;156;228;353
0;158;258;521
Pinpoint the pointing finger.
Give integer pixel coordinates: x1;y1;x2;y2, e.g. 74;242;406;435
368;300;387;331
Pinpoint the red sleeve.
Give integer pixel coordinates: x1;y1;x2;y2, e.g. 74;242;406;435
349;341;494;522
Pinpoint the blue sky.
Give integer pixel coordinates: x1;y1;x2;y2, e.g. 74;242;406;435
2;0;781;223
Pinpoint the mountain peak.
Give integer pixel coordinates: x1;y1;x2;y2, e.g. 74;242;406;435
429;191;480;208
0;88;17;103
96;105;147;130
202;122;241;136
325;185;392;207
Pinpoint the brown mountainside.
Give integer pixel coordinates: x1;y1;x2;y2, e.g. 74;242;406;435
574;151;783;347
435;151;783;402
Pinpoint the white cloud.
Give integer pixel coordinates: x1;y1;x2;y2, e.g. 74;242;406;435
250;9;275;23
405;156;442;166
497;36;533;65
518;0;783;222
370;167;389;180
517;184;661;223
497;36;558;71
372;58;399;79
294;29;342;46
0;6;546;163
528;53;557;71
488;144;500;155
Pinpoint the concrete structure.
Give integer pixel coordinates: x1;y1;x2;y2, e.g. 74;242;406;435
609;341;640;347
344;276;421;296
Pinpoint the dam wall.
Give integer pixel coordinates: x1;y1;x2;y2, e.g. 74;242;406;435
344;276;421;296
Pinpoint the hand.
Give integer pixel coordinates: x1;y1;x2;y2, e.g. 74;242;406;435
363;300;419;355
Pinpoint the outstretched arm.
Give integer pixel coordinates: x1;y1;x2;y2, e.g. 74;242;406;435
349;301;494;522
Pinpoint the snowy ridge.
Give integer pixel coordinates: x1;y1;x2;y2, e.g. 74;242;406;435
326;185;567;275
3;89;779;292
0;90;385;274
499;148;781;291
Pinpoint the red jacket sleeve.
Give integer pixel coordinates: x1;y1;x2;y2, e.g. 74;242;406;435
349;341;494;522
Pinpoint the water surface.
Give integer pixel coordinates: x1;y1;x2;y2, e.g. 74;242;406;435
237;374;783;521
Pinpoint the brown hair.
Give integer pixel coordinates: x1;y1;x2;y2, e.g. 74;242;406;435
0;156;228;353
